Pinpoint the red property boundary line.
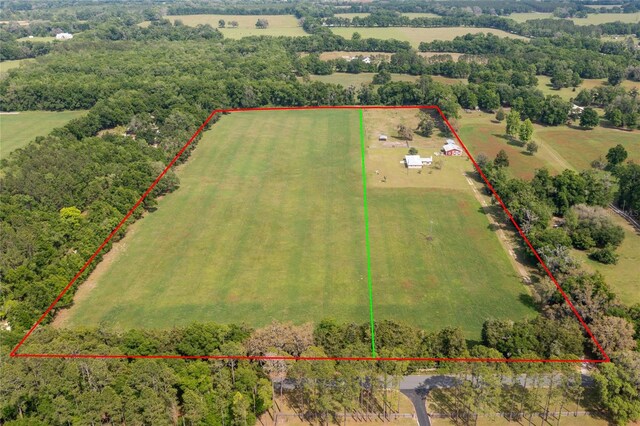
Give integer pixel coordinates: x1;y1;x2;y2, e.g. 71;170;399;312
10;105;610;363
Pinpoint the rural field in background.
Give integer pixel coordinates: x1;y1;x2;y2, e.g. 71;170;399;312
507;11;640;24
1;110;86;155
162;14;307;38
57;109;536;340
329;27;528;47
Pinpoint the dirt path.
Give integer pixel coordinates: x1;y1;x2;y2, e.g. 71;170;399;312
51;220;139;328
464;174;531;283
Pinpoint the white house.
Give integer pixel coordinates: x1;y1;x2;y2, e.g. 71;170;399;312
55;32;73;40
404;155;433;169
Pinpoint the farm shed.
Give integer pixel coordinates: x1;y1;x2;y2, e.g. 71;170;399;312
442;140;463;156
379;134;388;141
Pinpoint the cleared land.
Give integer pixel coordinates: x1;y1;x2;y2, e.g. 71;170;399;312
317;51;465;61
306;72;418;86
536;76;639;102
164;14;307;38
16;36;56;42
58;110;369;329
362;109;536;337
58;109;536;339
0;58;35;76
1;110;86;155
508;12;640;24
458;111;640;179
330;27;528;47
458;111;640;304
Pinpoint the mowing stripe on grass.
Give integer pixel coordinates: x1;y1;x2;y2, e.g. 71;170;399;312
359;109;377;358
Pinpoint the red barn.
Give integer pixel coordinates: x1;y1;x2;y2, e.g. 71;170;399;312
442;140;463;156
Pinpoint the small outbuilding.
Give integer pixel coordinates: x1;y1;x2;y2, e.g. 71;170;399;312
379;134;388;141
55;32;73;40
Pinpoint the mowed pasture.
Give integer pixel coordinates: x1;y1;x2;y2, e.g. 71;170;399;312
457;111;640;305
1;110;86;155
536;75;639;102
163;14;307;38
316;51;466;61
362;109;536;336
59;108;537;339
58;110;370;329
330;27;528;47
457;111;640;179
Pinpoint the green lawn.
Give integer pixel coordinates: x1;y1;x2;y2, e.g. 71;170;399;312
330;27;528;47
163;14;307;38
0;110;87;156
58;109;535;340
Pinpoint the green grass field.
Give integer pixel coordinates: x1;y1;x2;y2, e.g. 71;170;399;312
0;58;35;76
330;27;528;47
536;75;639;102
163;14;307;38
1;110;87;156
58;109;535;338
457;111;640;304
507;12;640;24
307;72;418;86
16;36;56;42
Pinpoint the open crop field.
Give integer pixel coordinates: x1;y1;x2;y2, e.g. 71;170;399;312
0;110;86;155
330;27;528;47
57;109;535;338
163;14;307;38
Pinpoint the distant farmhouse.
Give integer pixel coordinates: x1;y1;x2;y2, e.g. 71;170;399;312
55;32;73;40
404;154;433;169
442;139;463;156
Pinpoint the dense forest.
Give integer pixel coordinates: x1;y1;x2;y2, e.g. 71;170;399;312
1;0;640;424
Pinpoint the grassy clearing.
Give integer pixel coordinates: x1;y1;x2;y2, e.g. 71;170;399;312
536;75;640;102
573;12;640;25
60;108;535;340
507;12;640;25
330;27;528;47
457;111;640;179
306;72;418;86
0;58;35;76
362;109;536;337
59;110;370;329
574;214;640;305
317;51;466;61
1;110;87;156
456;111;640;304
164;14;307;38
16;36;56;42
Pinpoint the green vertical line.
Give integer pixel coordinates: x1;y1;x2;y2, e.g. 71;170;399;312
358;109;377;358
